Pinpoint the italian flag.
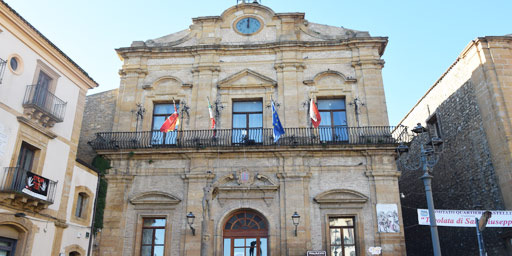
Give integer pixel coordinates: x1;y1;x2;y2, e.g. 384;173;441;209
160;101;179;132
208;97;216;129
310;98;321;128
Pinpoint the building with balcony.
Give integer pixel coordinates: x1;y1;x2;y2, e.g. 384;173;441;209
0;1;99;255
81;2;407;255
397;36;512;255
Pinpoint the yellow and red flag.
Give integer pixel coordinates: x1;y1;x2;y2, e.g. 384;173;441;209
160;102;179;132
310;98;321;128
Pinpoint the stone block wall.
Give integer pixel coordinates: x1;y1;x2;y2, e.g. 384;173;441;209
77;89;118;164
399;81;508;255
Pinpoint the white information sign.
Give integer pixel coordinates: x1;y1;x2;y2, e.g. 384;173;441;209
417;209;512;227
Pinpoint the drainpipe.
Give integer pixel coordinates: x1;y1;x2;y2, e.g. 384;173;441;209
87;169;101;256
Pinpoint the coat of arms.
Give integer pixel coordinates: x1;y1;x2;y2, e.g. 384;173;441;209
237;169;254;185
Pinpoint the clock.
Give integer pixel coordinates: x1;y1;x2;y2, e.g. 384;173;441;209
235;17;262;35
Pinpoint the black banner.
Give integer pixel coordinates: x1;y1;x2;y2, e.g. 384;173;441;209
22;172;49;200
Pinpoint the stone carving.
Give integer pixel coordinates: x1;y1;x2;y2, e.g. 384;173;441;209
202;183;214;220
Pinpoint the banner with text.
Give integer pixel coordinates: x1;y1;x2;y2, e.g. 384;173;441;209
417;209;512;227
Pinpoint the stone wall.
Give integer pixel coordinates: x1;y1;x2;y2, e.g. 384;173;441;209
77;89;118;164
398;81;508;255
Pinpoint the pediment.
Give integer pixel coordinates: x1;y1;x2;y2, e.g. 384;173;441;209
129;191;181;205
218;69;277;89
303;70;356;86
314;189;368;204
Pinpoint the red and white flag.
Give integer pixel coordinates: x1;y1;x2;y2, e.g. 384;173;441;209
310;98;321;128
160;101;179;132
207;97;216;129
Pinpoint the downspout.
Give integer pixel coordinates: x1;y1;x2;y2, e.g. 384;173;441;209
87;170;101;256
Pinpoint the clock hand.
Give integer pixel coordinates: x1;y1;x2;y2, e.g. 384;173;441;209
247;18;250;28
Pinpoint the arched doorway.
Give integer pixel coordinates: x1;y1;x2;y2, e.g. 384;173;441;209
223;209;268;256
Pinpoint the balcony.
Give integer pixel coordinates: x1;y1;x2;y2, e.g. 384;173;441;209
88;126;410;150
22;85;67;127
0;167;58;211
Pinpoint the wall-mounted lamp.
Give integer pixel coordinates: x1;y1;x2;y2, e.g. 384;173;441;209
291;211;300;236
186;212;196;236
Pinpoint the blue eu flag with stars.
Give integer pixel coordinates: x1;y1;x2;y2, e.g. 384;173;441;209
272;101;285;142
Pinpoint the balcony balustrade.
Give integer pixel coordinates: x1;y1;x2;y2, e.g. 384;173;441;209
0;167;57;210
89;126;410;150
22;84;67;127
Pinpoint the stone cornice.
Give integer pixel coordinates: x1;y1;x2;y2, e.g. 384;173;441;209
351;59;385;69
116;37;388;56
181;173;216;180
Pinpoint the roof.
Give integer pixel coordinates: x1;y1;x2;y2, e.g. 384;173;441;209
0;0;98;87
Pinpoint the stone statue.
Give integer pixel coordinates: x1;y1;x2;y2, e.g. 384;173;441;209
202;183;214;220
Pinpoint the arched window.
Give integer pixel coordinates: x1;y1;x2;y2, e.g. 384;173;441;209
69;251;81;256
223;210;268;256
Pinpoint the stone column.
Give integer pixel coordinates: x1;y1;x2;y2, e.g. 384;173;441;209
365;152;406;256
99;174;133;256
182;173;215;256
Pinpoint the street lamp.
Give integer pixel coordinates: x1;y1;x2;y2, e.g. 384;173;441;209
186;212;196;236
396;123;443;256
291;212;300;236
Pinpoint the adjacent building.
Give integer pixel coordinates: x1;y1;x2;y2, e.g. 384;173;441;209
0;1;99;255
85;2;407;255
398;36;512;255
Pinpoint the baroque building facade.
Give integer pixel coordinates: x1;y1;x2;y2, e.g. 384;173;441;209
0;1;99;256
397;36;512;255
84;2;406;256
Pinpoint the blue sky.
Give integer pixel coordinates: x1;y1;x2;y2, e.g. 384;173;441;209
5;0;511;125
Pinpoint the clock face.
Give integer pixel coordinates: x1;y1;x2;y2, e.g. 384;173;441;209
235;17;262;35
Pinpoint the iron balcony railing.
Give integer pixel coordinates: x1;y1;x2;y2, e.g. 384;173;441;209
0;58;6;84
89;126;410;150
23;85;67;122
0;167;58;203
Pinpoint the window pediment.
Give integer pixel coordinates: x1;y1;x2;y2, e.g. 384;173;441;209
129;191;181;205
314;189;368;204
217;69;276;89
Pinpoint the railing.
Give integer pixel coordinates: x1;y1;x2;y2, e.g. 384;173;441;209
89;126;411;150
23;85;67;122
0;167;57;203
0;58;6;84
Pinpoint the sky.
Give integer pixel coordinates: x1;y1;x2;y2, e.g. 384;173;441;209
4;0;511;125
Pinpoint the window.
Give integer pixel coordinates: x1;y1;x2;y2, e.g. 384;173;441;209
232;100;263;144
329;217;356;256
75;192;88;218
223;210;268;256
10;58;18;71
33;71;53;108
426;114;442;138
7;54;23;75
317;99;347;142
141;218;166;256
17;142;37;172
0;237;17;256
151;103;179;145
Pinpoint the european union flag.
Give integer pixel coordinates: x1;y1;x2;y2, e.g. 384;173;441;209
272;101;285;142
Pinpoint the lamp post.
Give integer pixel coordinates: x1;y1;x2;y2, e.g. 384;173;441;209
186;212;196;236
291;212;300;236
396;123;443;256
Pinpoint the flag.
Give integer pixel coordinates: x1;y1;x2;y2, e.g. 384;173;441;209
160;102;179;132
272;101;285;142
207;97;216;129
310;98;321;128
